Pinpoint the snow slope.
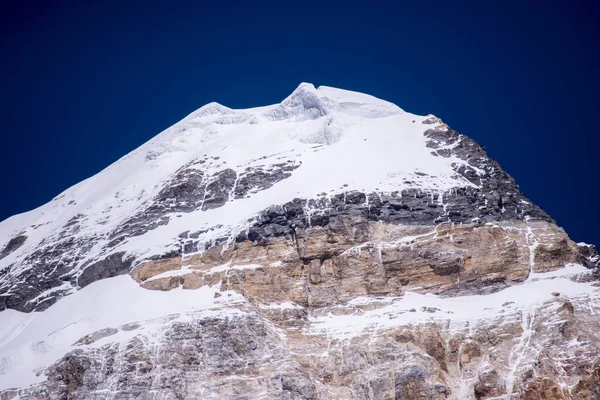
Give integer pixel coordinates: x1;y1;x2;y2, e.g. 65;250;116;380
0;276;245;390
0;83;476;279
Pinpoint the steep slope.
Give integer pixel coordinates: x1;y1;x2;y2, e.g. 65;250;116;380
0;83;599;399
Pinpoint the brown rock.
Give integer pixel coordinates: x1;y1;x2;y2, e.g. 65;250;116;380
459;341;481;368
140;276;180;291
184;245;234;271
135;221;581;307
533;238;579;273
421;331;448;372
523;378;567;400
474;369;502;399
573;362;600;399
180;272;204;289
130;257;181;282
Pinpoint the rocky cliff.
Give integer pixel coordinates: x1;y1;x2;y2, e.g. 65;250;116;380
1;83;599;399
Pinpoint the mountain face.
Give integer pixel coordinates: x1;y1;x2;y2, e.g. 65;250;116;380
0;83;598;400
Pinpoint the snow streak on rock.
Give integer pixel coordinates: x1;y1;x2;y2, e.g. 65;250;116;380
0;83;598;399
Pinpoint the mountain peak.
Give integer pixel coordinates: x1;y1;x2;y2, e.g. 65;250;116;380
292;81;317;92
264;83;403;121
1;85;598;398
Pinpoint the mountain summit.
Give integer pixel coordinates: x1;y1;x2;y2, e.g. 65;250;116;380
1;84;599;399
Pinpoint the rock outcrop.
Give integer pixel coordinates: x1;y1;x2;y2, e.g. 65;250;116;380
1;83;598;399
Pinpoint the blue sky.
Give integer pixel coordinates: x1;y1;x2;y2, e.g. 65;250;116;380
1;0;598;245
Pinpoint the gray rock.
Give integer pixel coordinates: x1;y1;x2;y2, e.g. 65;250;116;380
395;364;449;399
73;328;119;346
0;234;27;260
77;252;135;288
20;311;316;400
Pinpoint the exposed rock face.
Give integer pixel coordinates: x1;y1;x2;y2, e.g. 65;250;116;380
173;220;576;301
6;276;600;400
0;158;301;312
111;159;301;243
0;235;26;261
1;83;599;399
77;252;135;289
22;310;318;400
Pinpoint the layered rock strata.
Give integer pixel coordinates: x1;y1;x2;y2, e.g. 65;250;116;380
1;83;598;399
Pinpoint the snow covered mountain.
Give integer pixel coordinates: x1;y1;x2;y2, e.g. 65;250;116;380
1;83;599;399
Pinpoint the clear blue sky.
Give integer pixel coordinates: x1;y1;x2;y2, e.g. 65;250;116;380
1;0;598;245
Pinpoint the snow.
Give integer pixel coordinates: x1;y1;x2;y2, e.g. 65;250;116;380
259;302;304;310
524;218;540;280
307;264;599;339
180;262;276;278
142;267;193;282
0;276;245;391
505;308;535;398
116;107;477;260
0;82;476;279
1;83;597;393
